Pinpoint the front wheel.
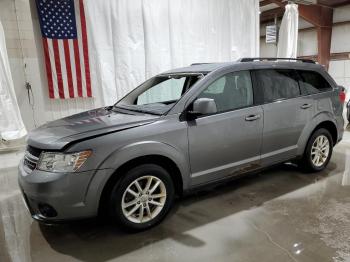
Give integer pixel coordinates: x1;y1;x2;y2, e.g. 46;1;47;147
300;128;333;172
109;164;174;231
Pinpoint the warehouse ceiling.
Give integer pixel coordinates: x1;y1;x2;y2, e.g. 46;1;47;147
260;0;350;23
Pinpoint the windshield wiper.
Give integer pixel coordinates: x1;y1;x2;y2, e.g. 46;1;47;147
114;105;161;115
112;107;136;115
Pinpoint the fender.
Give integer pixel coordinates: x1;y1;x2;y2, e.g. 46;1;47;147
101;140;189;176
296;111;337;156
84;140;190;212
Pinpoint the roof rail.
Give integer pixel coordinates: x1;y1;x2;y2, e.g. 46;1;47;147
190;63;214;66
239;57;316;64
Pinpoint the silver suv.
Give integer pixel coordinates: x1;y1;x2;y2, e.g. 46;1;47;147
19;58;345;231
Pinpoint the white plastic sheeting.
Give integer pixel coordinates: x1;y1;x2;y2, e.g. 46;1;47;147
84;0;260;105
277;3;299;58
0;20;27;141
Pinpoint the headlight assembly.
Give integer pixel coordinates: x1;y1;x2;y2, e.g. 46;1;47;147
37;150;92;173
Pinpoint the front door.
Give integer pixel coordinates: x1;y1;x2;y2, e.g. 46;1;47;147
187;70;263;186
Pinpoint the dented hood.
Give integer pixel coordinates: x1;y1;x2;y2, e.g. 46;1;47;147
27;107;159;150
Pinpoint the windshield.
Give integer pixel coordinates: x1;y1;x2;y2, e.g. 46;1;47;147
114;73;204;115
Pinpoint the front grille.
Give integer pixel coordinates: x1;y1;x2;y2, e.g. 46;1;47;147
24;146;42;172
24;157;37;170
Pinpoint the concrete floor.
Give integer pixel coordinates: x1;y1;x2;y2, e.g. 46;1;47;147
1;132;350;262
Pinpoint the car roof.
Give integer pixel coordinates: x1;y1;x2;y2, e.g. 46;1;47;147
160;62;233;74
160;60;325;75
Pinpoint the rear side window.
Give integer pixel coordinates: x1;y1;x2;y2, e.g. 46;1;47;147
254;69;300;103
297;70;332;94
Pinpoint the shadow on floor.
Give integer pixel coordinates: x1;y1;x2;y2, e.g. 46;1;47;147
36;153;344;262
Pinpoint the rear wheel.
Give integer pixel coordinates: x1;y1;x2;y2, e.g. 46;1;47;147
300;128;333;172
109;164;174;231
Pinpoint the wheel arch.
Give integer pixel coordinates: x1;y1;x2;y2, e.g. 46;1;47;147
297;117;338;157
98;154;184;216
311;121;338;145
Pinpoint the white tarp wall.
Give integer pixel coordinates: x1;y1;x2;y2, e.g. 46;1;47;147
85;0;260;105
0;20;27;141
277;3;299;58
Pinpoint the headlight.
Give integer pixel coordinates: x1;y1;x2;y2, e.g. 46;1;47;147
37;150;92;173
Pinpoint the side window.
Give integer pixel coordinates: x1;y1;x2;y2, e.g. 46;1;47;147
203;77;226;94
254;69;300;103
298;70;332;94
198;71;253;113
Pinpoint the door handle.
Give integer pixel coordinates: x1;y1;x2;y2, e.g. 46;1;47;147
300;104;312;109
245;114;261;121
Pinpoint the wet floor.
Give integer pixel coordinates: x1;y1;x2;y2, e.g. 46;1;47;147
1;132;350;262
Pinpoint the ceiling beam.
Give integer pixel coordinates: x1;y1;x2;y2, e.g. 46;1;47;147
260;0;285;7
260;0;274;6
260;7;285;23
317;0;350;7
299;5;332;27
299;5;333;69
268;0;285;7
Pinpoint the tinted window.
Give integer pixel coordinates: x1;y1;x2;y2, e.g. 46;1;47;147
198;71;253;113
254;69;300;103
298;70;332;94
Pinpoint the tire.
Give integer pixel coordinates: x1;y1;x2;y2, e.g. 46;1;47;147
300;128;333;173
109;164;174;231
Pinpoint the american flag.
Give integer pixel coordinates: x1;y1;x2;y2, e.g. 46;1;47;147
36;0;92;99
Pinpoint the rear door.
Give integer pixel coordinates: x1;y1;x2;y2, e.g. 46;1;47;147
252;69;313;166
187;70;263;186
297;69;335;116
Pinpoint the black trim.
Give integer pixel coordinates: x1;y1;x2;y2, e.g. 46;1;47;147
239;57;316;64
26;145;43;158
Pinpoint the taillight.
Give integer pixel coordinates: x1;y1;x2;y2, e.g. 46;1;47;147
339;89;346;104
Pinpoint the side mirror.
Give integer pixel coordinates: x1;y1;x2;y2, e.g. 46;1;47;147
186;98;217;120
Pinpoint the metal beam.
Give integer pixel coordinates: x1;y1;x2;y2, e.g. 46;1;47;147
317;0;350;7
299;5;333;69
260;0;285;7
269;0;285;7
299;52;350;61
260;0;274;6
260;7;285;23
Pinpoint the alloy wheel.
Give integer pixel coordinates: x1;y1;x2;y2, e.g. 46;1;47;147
121;176;167;223
311;135;330;167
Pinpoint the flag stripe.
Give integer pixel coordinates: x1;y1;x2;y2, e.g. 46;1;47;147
58;40;70;98
68;39;78;97
47;39;59;99
42;38;54;98
73;39;83;97
63;40;74;98
52;39;65;98
79;0;92;97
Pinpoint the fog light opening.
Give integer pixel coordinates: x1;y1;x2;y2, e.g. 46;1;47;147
38;203;58;218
